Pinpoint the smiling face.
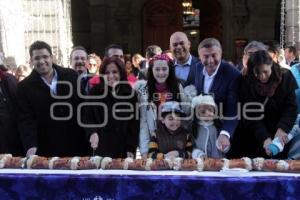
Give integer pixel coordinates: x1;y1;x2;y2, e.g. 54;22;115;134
170;32;191;63
70;49;88;75
30;48;53;76
104;63;120;87
162;113;182;132
198;46;222;75
152;60;169;84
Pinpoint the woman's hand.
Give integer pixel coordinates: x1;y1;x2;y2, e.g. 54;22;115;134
275;128;288;145
263;137;272;156
89;133;99;149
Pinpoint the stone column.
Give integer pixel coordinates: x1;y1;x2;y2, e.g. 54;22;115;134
285;0;300;49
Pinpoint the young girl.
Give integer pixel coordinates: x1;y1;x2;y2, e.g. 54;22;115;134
148;101;192;159
191;94;226;159
135;54;195;159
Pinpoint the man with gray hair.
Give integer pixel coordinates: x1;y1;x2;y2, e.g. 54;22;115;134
242;41;267;74
192;38;241;154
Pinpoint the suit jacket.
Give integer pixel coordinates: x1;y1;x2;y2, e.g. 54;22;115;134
17;64;89;157
193;60;241;136
178;55;200;87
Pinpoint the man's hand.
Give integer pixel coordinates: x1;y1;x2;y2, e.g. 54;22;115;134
263;137;273;156
26;147;37;157
89;133;99;149
216;134;230;152
275;128;288;145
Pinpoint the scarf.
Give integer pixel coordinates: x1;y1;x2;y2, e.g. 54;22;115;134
249;65;282;97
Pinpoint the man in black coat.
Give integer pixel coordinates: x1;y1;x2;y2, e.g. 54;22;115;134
0;66;23;155
17;41;88;157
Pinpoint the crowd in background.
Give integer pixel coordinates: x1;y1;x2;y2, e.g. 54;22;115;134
1;31;300;161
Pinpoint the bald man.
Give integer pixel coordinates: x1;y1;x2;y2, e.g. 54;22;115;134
169;31;199;86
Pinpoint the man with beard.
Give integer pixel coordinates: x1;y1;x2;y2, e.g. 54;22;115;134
193;38;241;154
17;41;88;157
70;46;92;95
169;31;199;86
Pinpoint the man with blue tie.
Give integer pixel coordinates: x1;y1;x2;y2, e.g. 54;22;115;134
193;38;241;153
169;32;199;87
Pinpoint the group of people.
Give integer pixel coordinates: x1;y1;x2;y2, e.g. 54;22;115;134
1;31;300;161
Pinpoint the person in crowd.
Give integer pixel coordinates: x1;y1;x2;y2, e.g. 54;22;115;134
232;50;297;159
135;53;196;159
264;41;290;70
0;63;23;155
191;94;226;159
192;38;241;153
131;53;147;80
15;64;32;82
285;46;299;67
124;54;137;87
104;44;124;63
163;49;174;60
148;101;192;159
241;41;267;75
70;46;97;95
169;31;199;86
288;62;300;159
88;53;101;75
17;41;89;157
83;57;139;158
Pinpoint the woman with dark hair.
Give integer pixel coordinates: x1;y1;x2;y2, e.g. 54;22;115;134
83;57;139;158
231;50;298;159
135;54;196;158
0;65;23;155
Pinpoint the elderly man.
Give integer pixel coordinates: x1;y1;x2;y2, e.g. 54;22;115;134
169;31;199;86
193;38;241;153
17;41;88;157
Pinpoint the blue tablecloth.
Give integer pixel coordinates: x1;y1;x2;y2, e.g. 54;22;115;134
0;170;299;200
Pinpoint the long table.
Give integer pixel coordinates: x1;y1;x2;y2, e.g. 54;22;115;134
0;169;299;200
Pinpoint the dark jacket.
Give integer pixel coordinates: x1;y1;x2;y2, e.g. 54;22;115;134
17;64;89;157
193;60;241;136
0;73;23;155
230;69;298;158
84;82;139;158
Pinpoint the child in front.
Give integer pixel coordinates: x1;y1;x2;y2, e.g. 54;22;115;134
192;94;227;159
148;101;192;159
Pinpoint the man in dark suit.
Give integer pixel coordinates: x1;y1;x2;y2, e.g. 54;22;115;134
193;38;241;152
17;41;88;157
169;31;199;87
70;46;92;95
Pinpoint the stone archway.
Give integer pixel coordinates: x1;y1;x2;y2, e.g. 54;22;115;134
141;0;183;53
